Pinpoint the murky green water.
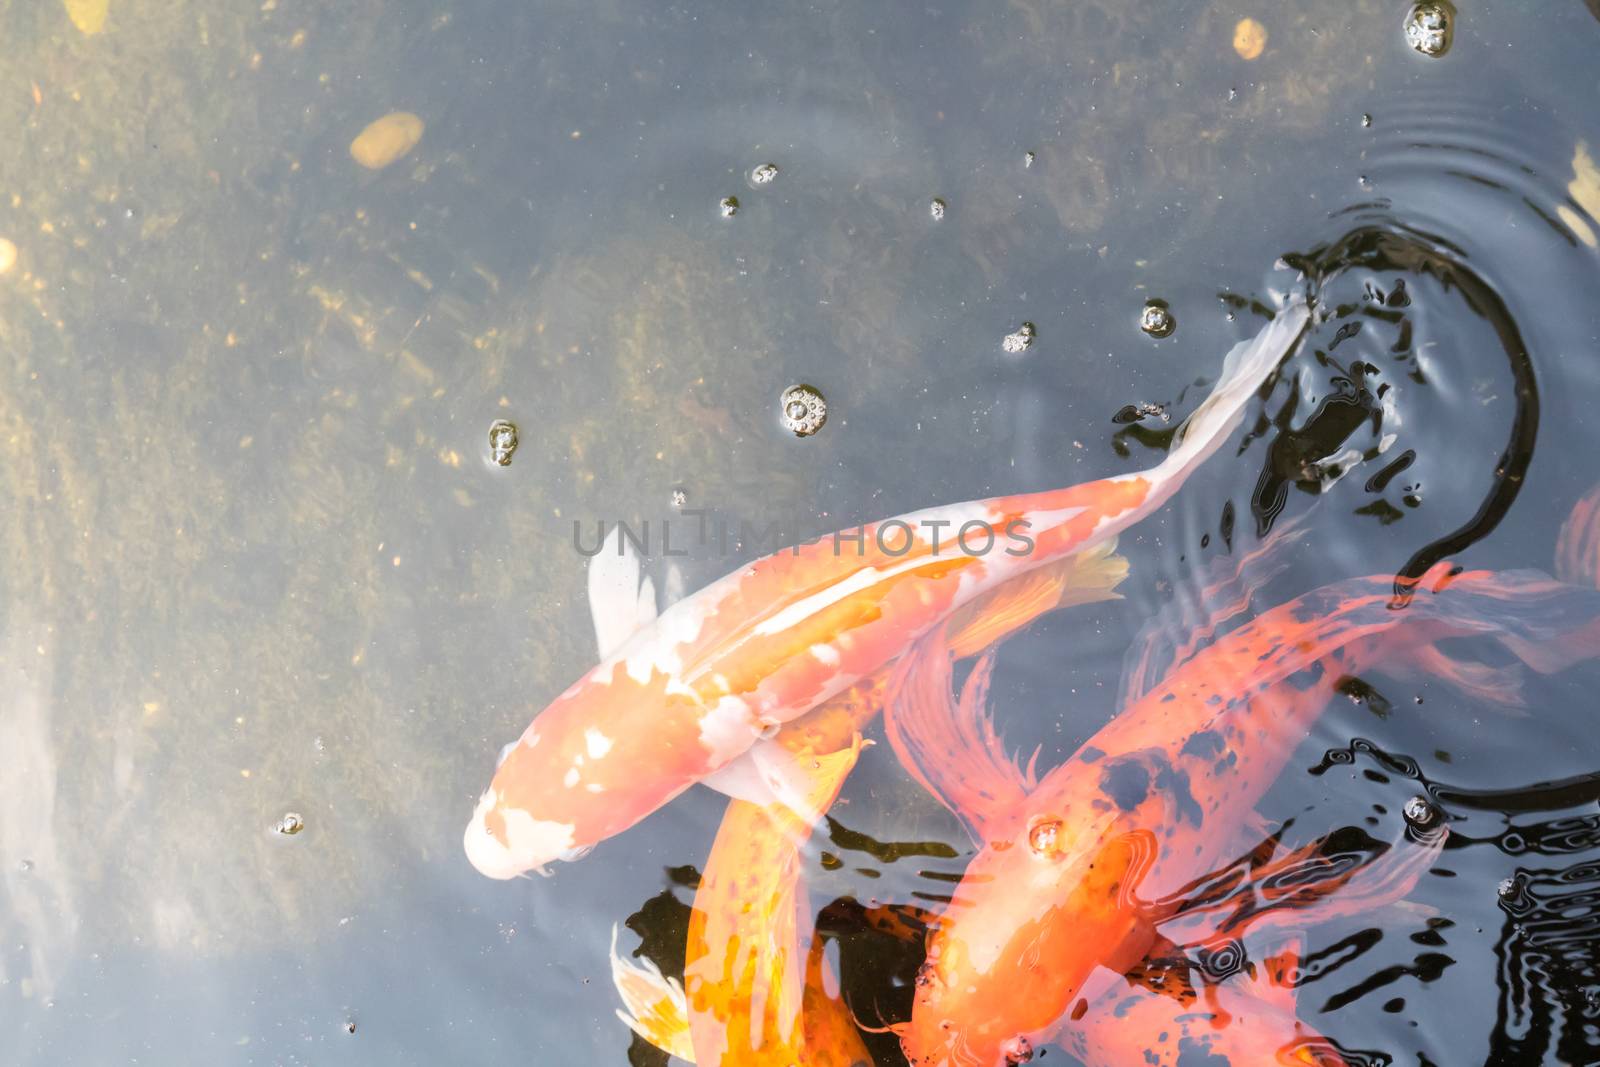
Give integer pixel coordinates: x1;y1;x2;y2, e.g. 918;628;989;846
4;1;1600;1064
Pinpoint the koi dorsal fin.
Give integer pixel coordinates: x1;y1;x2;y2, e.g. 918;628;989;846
588;525;661;659
884;629;1035;844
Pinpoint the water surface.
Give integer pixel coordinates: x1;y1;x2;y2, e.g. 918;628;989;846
3;1;1600;1063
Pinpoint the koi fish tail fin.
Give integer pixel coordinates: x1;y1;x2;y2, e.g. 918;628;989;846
884;629;1034;843
1556;483;1600;589
1147;295;1310;494
608;925;696;1062
945;540;1129;660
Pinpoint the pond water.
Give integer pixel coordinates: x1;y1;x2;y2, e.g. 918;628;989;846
4;1;1600;1064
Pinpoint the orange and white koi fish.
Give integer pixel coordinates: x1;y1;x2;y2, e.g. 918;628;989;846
883;565;1600;1066
609;548;1132;1066
465;295;1312;878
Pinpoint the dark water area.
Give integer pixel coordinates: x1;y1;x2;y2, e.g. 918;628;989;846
4;0;1600;1064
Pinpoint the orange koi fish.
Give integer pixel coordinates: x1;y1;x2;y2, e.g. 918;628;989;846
465;296;1312;878
884;565;1600;1066
610;548;1132;1066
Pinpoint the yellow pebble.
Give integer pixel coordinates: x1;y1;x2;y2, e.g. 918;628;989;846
0;238;15;275
1233;18;1267;61
62;0;108;35
350;112;425;170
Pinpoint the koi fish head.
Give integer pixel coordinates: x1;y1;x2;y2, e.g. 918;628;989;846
902;819;1156;1067
463;779;582;880
464;649;728;879
464;730;598;878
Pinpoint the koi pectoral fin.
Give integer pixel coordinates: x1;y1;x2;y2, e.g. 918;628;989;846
1157;824;1449;952
883;630;1034;843
1249;933;1303;1016
701;734;869;834
587;525;661;659
1388;641;1529;714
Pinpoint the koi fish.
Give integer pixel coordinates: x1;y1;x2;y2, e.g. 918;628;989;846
465;294;1312;878
610;547;1132;1066
883;565;1600;1066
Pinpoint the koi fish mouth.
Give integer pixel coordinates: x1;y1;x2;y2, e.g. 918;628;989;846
462;789;579;879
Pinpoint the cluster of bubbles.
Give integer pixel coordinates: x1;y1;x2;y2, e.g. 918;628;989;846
1113;401;1171;425
1001;321;1037;354
1404;2;1453;57
1139;301;1176;338
1402;795;1440;829
779;383;828;437
718;163;779;219
488;419;519;466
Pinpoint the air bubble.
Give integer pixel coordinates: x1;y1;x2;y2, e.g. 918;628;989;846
1113;402;1170;425
1402;795;1439;828
1404;3;1453;57
779;384;827;437
749;162;779;186
1001;322;1036;354
488;419;518;467
929;197;947;221
718;196;739;218
275;812;306;836
1000;1034;1034;1064
1140;301;1175;338
1026;816;1063;856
